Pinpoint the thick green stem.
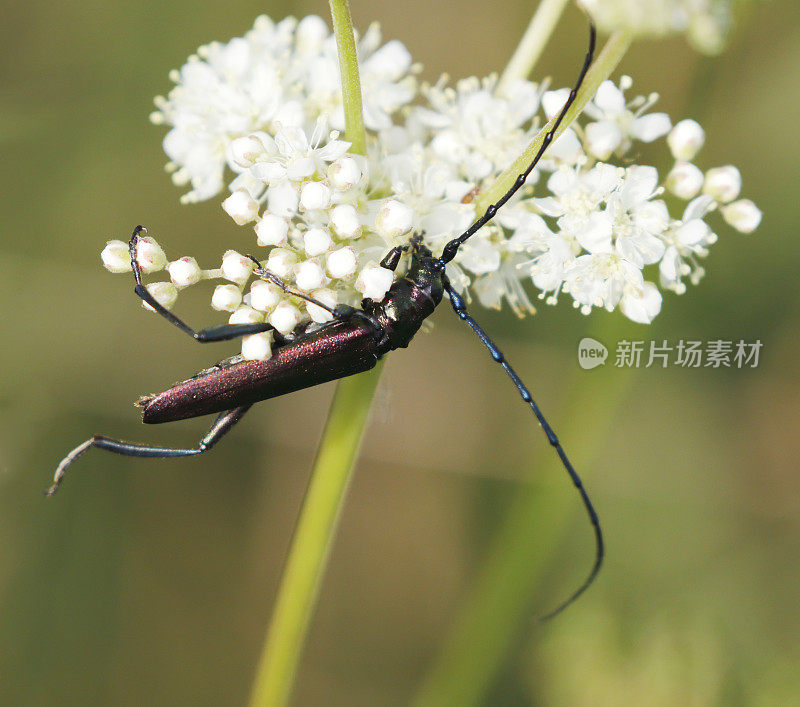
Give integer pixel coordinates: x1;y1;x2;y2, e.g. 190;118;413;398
249;364;384;707
414;318;638;707
497;0;570;94
249;3;374;705
478;29;633;214
329;0;367;155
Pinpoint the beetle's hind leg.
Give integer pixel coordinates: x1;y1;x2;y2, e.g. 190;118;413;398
129;227;276;343
45;405;251;496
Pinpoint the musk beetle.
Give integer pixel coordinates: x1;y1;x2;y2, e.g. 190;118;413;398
48;23;601;616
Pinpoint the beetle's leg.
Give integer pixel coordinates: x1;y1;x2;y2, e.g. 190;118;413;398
245;254;342;319
128;227;276;342
45;405;251;496
379;245;407;272
441;276;603;619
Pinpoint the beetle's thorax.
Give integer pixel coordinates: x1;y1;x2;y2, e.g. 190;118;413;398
365;250;444;352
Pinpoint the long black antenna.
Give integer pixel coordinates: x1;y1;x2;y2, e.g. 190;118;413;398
439;21;596;266
436;21;602;618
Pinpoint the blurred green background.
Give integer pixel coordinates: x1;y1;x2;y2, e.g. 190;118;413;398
1;0;798;705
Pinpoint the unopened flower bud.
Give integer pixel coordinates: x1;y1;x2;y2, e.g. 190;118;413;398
221;250;254;284
228;306;263;325
376;199;413;238
230;134;267;168
211;284;242;312
300;180;331;210
266;248;297;278
304;227;333;256
136;236;168;273
666;161;704;200
721;199;762;233
330;204;361;238
223;189;259;225
307;289;337;323
241;332;273;361
101;240;132;273
326;247;357;279
356;263;394;301
269;302;301;334
249;280;282;311
703;166;741;203
328;156;362;190
667;119;705;161
295;260;326;291
167;256;202;287
255;213;289;247
143;282;178;310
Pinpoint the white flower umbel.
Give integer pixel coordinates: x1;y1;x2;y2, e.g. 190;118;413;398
151;15;418;204
112;11;760;358
580;0;733;54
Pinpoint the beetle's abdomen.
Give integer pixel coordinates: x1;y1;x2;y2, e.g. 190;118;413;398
142;319;381;423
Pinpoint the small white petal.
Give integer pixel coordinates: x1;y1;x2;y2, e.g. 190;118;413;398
241;332;273;361
585;120;623;160
269;302;301;334
630;113;672;142
667;119;705;161
299;180;331;210
223;189;259;225
376;199;414;239
211;284;242;312
255;213;289;247
249;280;282;311
221;250;254;284
143;282;178;311
576;212;614;253
267;181;299;217
326;247;357;278
676;219;711;247
304;227;333;256
703;166;741;203
666;161;704;200
593;80;626;114
721;199;762;233
620;281;662;323
294;260;326;291
265;248;297;278
101;240;132;273
167;257;202;288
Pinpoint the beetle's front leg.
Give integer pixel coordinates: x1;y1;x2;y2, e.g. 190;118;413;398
128;227;276;343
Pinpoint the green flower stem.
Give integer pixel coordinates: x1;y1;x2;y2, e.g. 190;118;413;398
250;364;385;707
249;4;374;706
477;29;633;214
414;317;639;707
497;0;570;94
329;0;367;155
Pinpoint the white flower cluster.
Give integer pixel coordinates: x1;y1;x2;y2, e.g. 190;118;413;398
580;0;733;54
103;14;760;359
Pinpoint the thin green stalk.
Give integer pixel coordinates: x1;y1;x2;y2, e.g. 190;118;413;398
249;3;373;705
477;29;633;214
329;0;367;155
497;0;570;94
414;317;638;707
249;364;384;707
